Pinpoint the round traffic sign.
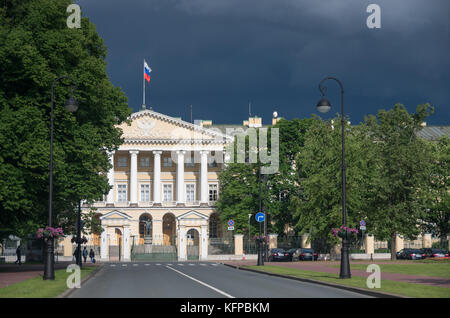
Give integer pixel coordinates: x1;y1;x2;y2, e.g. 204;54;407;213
255;212;265;223
228;219;234;227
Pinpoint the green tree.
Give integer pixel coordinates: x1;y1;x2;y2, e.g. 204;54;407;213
420;136;450;245
0;0;131;239
290;116;372;252
364;104;434;259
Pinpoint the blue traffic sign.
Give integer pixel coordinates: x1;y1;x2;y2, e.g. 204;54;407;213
255;212;265;223
360;220;366;227
228;219;234;227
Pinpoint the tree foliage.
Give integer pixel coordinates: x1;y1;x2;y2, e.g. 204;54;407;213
0;0;131;239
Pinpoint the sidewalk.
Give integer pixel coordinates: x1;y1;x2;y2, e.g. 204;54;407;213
222;260;450;288
0;261;100;288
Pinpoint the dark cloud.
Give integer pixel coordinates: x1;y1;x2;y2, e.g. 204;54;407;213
76;0;449;124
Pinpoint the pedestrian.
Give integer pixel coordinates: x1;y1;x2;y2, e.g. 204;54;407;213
82;246;88;263
15;245;22;265
89;248;95;263
73;246;79;264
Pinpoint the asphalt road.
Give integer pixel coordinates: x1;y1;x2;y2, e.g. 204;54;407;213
69;261;371;298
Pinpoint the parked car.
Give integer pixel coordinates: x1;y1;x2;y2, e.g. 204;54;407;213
421;248;448;258
396;249;425;260
285;248;300;261
298;248;318;261
268;248;291;262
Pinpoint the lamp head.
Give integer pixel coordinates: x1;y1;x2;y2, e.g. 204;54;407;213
316;96;331;113
65;96;78;113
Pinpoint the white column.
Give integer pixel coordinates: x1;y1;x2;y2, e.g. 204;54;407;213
129;150;139;205
152;151;162;205
176;150;186;204
178;226;186;261
106;151;115;205
200;225;208;260
100;226;107;260
200;150;209;204
123;226;130;261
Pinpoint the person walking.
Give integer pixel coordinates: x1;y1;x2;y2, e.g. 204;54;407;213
15;245;22;265
82;246;88;263
73;246;79;264
89;248;95;263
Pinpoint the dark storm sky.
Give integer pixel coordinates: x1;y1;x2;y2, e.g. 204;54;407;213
76;0;450;125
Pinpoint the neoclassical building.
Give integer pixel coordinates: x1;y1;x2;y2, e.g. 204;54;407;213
76;109;234;262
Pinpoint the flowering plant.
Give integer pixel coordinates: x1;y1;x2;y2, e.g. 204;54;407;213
332;226;358;239
37;227;64;239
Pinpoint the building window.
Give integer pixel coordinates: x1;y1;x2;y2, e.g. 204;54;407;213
209;184;218;201
185;156;195;168
140;184;150;202
208;159;218;168
118;156;127;167
186;184;195;202
163;184;173;201
163;157;172;167
118;184;127;202
140;157;150;167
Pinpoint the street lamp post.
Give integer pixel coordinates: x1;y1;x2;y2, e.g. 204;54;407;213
316;76;351;279
44;76;78;280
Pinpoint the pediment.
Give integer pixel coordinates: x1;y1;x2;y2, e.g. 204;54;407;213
117;109;232;143
177;210;209;221
100;210;132;220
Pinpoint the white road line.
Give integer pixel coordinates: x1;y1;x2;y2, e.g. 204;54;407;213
156;264;161;266
200;264;207;266
178;264;184;266
122;264;127;267
165;265;234;298
110;264;116;267
212;263;218;266
145;264;150;266
189;264;195;266
133;264;138;266
167;264;173;266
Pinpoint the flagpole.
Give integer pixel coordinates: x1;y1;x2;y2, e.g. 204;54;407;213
143;59;146;110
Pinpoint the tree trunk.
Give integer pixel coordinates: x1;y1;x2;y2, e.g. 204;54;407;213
390;233;397;260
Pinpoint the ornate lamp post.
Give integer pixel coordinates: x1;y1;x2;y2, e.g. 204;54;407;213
316;76;351;279
44;76;78;280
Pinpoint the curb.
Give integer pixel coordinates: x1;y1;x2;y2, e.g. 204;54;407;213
57;265;103;298
222;263;406;298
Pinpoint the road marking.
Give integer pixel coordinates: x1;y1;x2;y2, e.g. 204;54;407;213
156;264;161;266
178;264;184;266
212;263;218;266
110;264;116;267
165;265;234;298
167;264;173;266
200;264;207;266
145;264;150;266
133;264;138;266
189;264;195;266
122;264;127;267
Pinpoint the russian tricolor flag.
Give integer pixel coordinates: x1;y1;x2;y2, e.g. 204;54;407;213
144;60;151;83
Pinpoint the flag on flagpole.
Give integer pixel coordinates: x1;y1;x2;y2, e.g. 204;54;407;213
144;60;151;83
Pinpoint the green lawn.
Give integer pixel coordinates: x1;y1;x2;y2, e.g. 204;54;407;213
244;265;450;298
0;266;97;298
332;262;450;278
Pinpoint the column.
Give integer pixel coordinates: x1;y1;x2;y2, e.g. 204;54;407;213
100;226;107;260
200;150;209;205
234;234;244;256
422;233;432;248
106;151;115;206
152;151;162;205
301;234;311;248
152;219;163;245
178;226;186;261
365;235;374;255
129;150;139;206
176;150;186;205
123;226;131;261
395;235;404;252
201;225;208;260
268;234;278;249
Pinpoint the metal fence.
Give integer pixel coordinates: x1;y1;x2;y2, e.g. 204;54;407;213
208;237;234;255
131;235;178;261
243;236;258;254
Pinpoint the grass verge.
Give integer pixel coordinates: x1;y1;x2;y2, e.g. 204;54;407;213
328;262;450;278
244;265;450;298
0;266;96;298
